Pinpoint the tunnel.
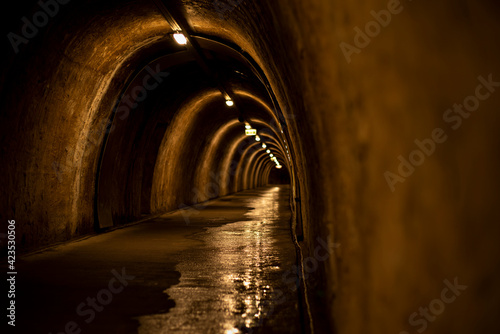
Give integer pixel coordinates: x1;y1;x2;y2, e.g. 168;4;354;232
1;0;500;333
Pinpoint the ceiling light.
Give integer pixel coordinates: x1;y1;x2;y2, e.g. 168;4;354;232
173;33;187;45
262;143;267;149
266;149;270;154
276;165;282;169
245;124;251;129
270;154;274;157
226;99;234;107
255;135;261;142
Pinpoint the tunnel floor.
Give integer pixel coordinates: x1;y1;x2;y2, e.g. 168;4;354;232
12;185;301;334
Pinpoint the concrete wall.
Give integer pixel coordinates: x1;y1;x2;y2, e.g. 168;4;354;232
1;0;500;333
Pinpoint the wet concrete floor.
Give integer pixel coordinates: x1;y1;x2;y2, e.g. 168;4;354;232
10;186;301;333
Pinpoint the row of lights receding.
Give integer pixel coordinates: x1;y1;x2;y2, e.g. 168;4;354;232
226;91;287;167
228;95;283;169
174;31;286;169
243;122;282;169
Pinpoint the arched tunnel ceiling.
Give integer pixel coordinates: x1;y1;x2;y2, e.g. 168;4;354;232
95;27;293;227
1;0;302;242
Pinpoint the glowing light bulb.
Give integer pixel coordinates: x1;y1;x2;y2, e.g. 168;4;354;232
173;33;187;45
266;149;270;154
245;124;251;129
255;135;261;142
262;143;267;149
226;99;234;107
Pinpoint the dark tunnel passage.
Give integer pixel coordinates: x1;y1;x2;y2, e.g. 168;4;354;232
2;0;500;333
268;168;290;185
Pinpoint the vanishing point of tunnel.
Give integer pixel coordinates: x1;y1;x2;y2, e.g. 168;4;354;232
1;0;500;333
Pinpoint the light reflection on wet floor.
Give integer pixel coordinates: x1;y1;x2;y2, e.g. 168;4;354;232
136;186;300;333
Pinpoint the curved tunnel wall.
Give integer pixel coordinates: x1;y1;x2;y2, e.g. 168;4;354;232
2;0;500;333
1;0;293;247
